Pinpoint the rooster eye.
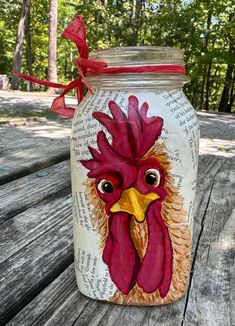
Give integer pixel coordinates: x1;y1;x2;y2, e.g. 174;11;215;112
97;179;114;194
144;169;160;187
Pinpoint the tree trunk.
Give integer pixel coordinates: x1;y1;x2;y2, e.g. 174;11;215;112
204;61;212;111
218;13;234;112
199;10;212;110
227;70;235;112
131;0;143;45
25;9;33;91
218;65;234;112
199;69;206;110
191;81;199;109
11;0;31;90
47;0;58;94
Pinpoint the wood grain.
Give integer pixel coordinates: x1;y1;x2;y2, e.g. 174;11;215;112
6;265;90;326
0;189;71;263
0;143;69;185
198;112;235;157
0;196;73;325
183;158;235;326
0;160;71;224
0;121;70;185
0;120;70;158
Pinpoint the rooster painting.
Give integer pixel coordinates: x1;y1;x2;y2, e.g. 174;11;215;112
81;95;192;305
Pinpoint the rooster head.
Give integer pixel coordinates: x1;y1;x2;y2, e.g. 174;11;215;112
81;96;173;298
81;96;166;222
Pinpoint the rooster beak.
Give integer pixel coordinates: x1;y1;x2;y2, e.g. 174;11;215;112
110;187;159;222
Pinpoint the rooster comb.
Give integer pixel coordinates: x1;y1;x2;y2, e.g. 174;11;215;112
81;96;163;176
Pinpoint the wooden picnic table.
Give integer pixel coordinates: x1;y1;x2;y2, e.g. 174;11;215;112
0;112;234;326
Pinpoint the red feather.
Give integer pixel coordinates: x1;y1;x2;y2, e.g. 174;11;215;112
81;96;163;171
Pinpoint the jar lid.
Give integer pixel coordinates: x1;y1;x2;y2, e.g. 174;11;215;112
89;46;185;67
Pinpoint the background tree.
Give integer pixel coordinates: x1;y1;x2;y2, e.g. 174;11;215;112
25;8;33;91
0;0;234;112
47;0;58;93
11;0;31;90
0;1;21;74
218;13;235;113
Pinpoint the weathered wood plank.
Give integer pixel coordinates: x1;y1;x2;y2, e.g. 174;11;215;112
197;154;224;181
0;190;71;263
6;265;90;326
35;285;89;326
4;155;225;326
0;199;73;325
0;160;71;224
0;120;71;185
197;111;235;141
73;299;188;326
0;143;69;185
183;158;235;326
198;112;235;158
0;119;71;158
191;155;225;254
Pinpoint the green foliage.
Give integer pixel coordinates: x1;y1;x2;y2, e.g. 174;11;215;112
0;0;21;74
0;0;234;111
30;0;50;79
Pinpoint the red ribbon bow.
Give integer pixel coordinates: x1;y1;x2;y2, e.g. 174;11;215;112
15;16;186;118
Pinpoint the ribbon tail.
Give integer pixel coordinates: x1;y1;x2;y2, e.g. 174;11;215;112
51;96;75;118
14;72;76;118
14;72;67;89
50;78;83;118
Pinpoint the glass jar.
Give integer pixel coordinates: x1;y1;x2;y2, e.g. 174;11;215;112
70;47;199;306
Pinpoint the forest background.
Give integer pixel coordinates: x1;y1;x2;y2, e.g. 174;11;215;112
0;0;234;112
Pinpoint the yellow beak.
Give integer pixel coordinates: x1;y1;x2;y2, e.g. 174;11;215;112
110;187;159;222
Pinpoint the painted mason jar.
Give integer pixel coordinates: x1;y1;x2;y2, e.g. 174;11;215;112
70;47;199;306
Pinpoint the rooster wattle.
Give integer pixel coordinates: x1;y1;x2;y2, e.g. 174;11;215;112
81;95;192;305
